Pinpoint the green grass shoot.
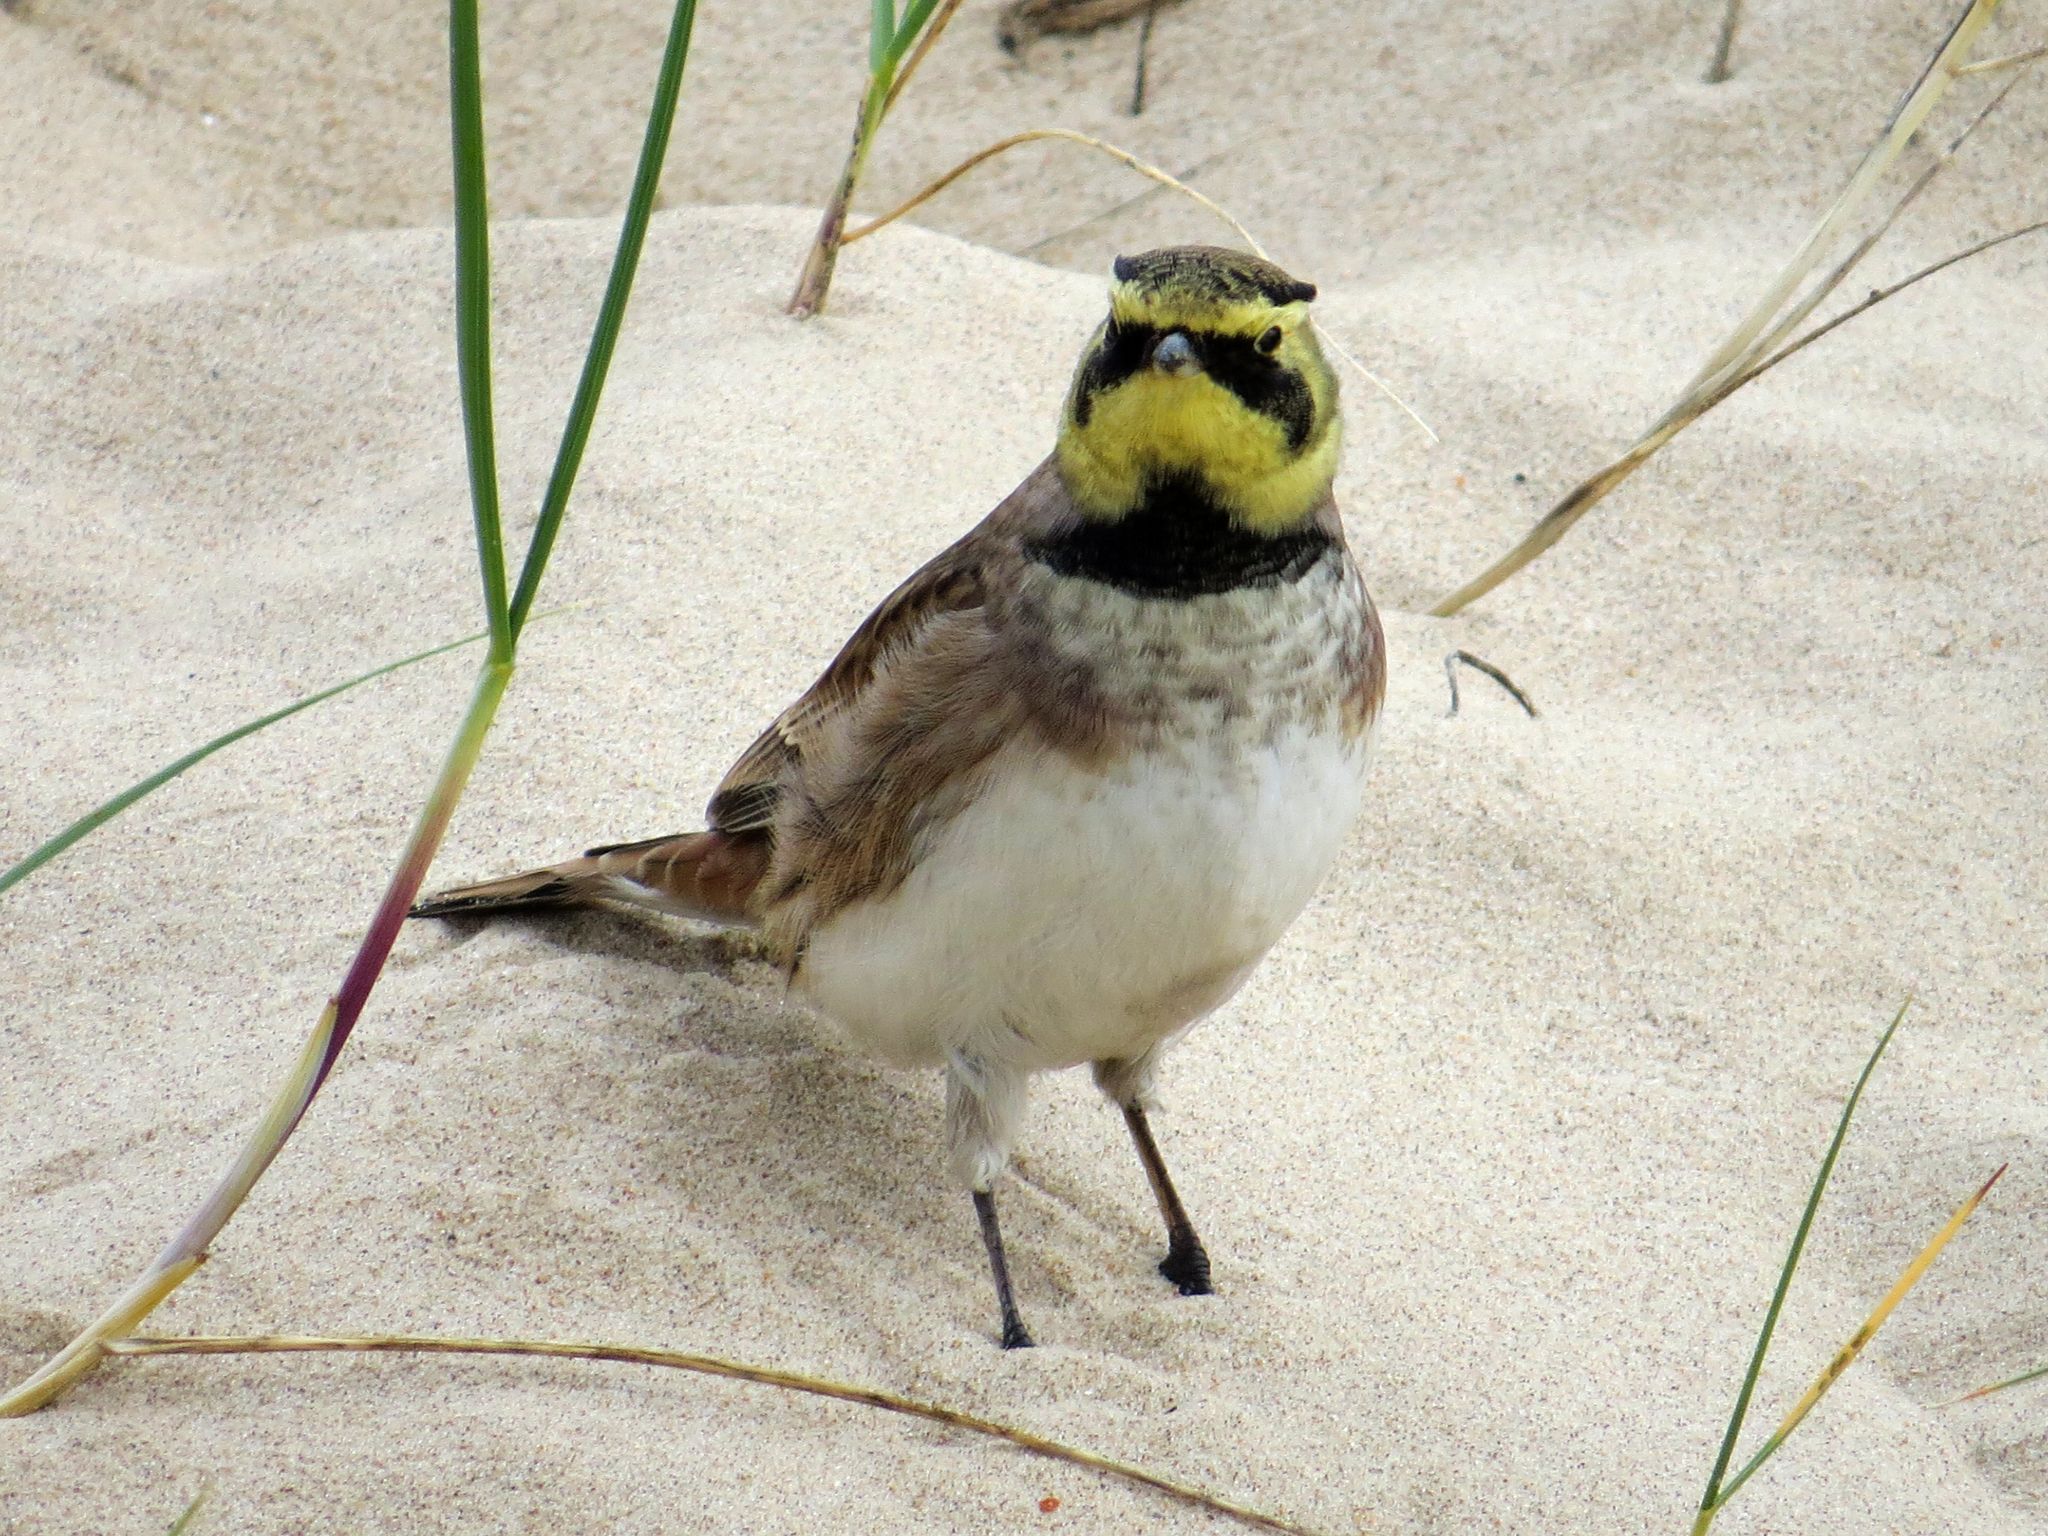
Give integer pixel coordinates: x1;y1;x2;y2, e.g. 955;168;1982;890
1954;1361;2048;1404
1693;1000;2004;1533
0;631;484;901
1;0;703;1417
787;0;965;315
164;1487;211;1535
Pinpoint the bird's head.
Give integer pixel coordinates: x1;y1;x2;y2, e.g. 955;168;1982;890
1055;246;1340;533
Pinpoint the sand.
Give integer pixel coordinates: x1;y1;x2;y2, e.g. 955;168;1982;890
3;1;2045;1531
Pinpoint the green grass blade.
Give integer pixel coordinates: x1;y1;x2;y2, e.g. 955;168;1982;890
165;1487;211;1535
892;0;943;56
0;631;485;900
505;0;703;643
1695;998;1912;1522
1714;1163;2004;1508
1956;1362;2048;1403
871;0;895;73
449;0;509;657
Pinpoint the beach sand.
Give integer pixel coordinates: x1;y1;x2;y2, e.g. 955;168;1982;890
3;2;2044;1531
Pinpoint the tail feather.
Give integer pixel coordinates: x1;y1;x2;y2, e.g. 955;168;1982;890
409;829;768;926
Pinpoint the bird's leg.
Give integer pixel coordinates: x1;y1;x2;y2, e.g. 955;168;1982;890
972;1188;1035;1349
1120;1101;1213;1296
946;1051;1034;1347
1094;1054;1213;1295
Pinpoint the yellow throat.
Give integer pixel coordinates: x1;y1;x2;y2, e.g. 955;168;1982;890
1054;246;1341;533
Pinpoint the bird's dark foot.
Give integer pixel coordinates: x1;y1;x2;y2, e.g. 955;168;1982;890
974;1188;1038;1349
1159;1239;1213;1296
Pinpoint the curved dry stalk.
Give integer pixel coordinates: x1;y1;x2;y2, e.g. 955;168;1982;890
1429;0;2034;617
1428;217;2045;618
840;126;1251;247
842;127;1439;442
105;1333;1327;1536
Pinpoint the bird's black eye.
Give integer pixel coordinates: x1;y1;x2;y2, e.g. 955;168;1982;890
1256;325;1283;355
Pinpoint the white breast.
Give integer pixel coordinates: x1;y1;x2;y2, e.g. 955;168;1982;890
798;723;1369;1074
795;559;1375;1077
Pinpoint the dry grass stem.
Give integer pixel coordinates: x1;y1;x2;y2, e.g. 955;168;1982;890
841;128;1438;442
1428;0;2029;617
1700;1164;2008;1523
1737;62;2039;382
1731;219;2047;389
1676;0;2000;403
105;1333;1327;1536
1957;42;2048;75
1707;0;1745;83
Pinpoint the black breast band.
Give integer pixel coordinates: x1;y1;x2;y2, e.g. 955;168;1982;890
1028;474;1332;599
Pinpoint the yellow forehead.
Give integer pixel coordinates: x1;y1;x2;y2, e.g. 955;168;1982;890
1107;281;1312;340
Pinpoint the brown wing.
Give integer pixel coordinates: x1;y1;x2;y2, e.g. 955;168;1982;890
704;457;1078;840
413;459;1089;943
704;560;984;834
721;460;1111;960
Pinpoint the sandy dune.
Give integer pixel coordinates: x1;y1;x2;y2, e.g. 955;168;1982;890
3;2;2044;1531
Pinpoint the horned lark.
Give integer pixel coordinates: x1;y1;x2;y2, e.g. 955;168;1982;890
412;246;1386;1348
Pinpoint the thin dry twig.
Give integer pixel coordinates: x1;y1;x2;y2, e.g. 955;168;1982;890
1957;42;2048;75
106;1333;1326;1536
1131;0;1162;115
1707;0;1745;83
1443;651;1538;718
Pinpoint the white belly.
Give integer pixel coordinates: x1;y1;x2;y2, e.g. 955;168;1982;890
797;722;1369;1073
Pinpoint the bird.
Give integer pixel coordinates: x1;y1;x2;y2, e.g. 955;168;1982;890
410;244;1386;1349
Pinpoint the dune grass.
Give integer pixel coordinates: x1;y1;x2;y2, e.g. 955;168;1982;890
787;0;967;315
0;631;485;901
0;0;703;1418
1431;0;2041;616
164;1488;211;1535
1692;1001;2004;1533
